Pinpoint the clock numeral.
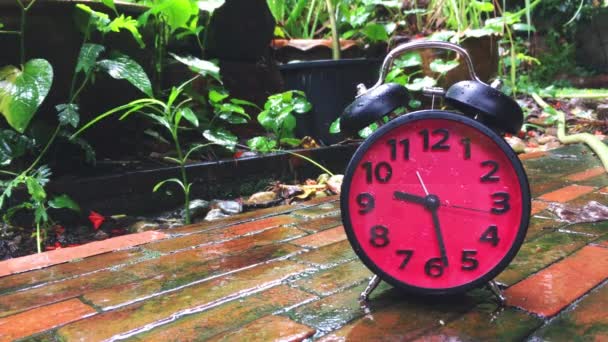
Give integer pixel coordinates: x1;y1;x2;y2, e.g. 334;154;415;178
396;250;414;269
460;137;471;160
362;161;393;184
491;192;510;214
356;193;375;214
387;138;410;160
480;225;500;246
461;250;479;271
480;160;500;182
424;257;445;278
369;225;390;247
419;128;450;151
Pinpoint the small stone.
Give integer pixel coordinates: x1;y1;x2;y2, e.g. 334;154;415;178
327;175;344;194
596;104;608;120
505;136;526;153
205;208;231;221
130;221;160;233
188;199;210;220
537;134;557;145
247;191;278;204
278;185;303;199
215;200;242;215
93;230;109;241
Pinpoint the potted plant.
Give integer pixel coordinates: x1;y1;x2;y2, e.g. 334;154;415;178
266;0;395;145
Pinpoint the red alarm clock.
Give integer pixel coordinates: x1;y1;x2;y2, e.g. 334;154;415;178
339;41;530;299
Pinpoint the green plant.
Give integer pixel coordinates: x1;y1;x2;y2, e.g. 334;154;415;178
247;90;312;153
0;1;152;252
267;0;326;39
72;54;254;224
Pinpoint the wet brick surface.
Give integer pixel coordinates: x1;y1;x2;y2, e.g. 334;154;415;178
0;146;607;340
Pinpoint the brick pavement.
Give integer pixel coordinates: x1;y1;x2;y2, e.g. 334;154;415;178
0;143;607;341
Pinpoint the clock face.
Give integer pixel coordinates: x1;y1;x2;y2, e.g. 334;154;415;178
341;110;530;294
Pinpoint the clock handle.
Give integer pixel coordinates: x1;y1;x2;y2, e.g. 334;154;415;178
366;40;484;95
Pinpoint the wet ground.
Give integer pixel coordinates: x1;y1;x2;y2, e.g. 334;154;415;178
0;144;607;341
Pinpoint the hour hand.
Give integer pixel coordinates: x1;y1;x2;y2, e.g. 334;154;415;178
393;191;426;205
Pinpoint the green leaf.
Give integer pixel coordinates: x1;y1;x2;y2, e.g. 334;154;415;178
26;177;46;202
0;59;54;133
293;97;312;114
101;0;117;12
362;23;389;42
218;103;249;117
203;128;237;151
48;194;80;211
428;30;456;42
178;107;198;127
280;137;301;147
218;112;248;124
208;88;229;103
463;28;497;38
430;58;459;74
76;43;105;76
34;205;48;225
358;122;378;138
471;0;494;12
512;23;536;32
0;129;34;166
56;103;80;128
144;0;198;32
406;76;437;91
329;117;341;134
76;4;111;32
107;15;145;48
257;110;276;132
97;53;152;96
394;52;422;68
409;99;422;109
171;54;221;83
153;178;185;192
230;98;259;108
247;136;276;153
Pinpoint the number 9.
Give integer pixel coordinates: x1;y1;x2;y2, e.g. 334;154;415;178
356;193;375;214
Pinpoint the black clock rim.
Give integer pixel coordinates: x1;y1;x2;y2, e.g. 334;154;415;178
340;110;531;295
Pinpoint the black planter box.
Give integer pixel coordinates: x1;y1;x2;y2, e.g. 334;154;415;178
47;144;359;215
280;59;381;145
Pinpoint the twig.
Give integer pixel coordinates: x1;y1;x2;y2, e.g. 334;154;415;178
531;93;608;173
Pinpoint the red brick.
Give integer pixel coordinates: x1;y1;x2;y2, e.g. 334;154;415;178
294;260;372;296
519;151;548;160
531;200;549;215
0;249;144;293
0;299;96;340
297;215;342;233
130;285;315;341
0;231;167;277
207;316;315;342
566;167;606;181
146;216;298;253
538;185;595;203
57;261;312;341
290;226;346;248
506;246;608;317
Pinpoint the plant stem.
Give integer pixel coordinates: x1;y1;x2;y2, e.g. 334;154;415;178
281;150;335;176
36;221;41;253
531;93;608;173
172;132;190;224
324;0;340;60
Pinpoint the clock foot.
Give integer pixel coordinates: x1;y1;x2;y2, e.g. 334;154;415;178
359;275;381;302
487;280;506;304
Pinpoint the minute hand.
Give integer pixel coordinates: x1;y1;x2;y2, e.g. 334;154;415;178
393;191;426;205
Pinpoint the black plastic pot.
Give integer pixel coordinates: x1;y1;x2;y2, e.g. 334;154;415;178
46;144;359;215
279;59;382;145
